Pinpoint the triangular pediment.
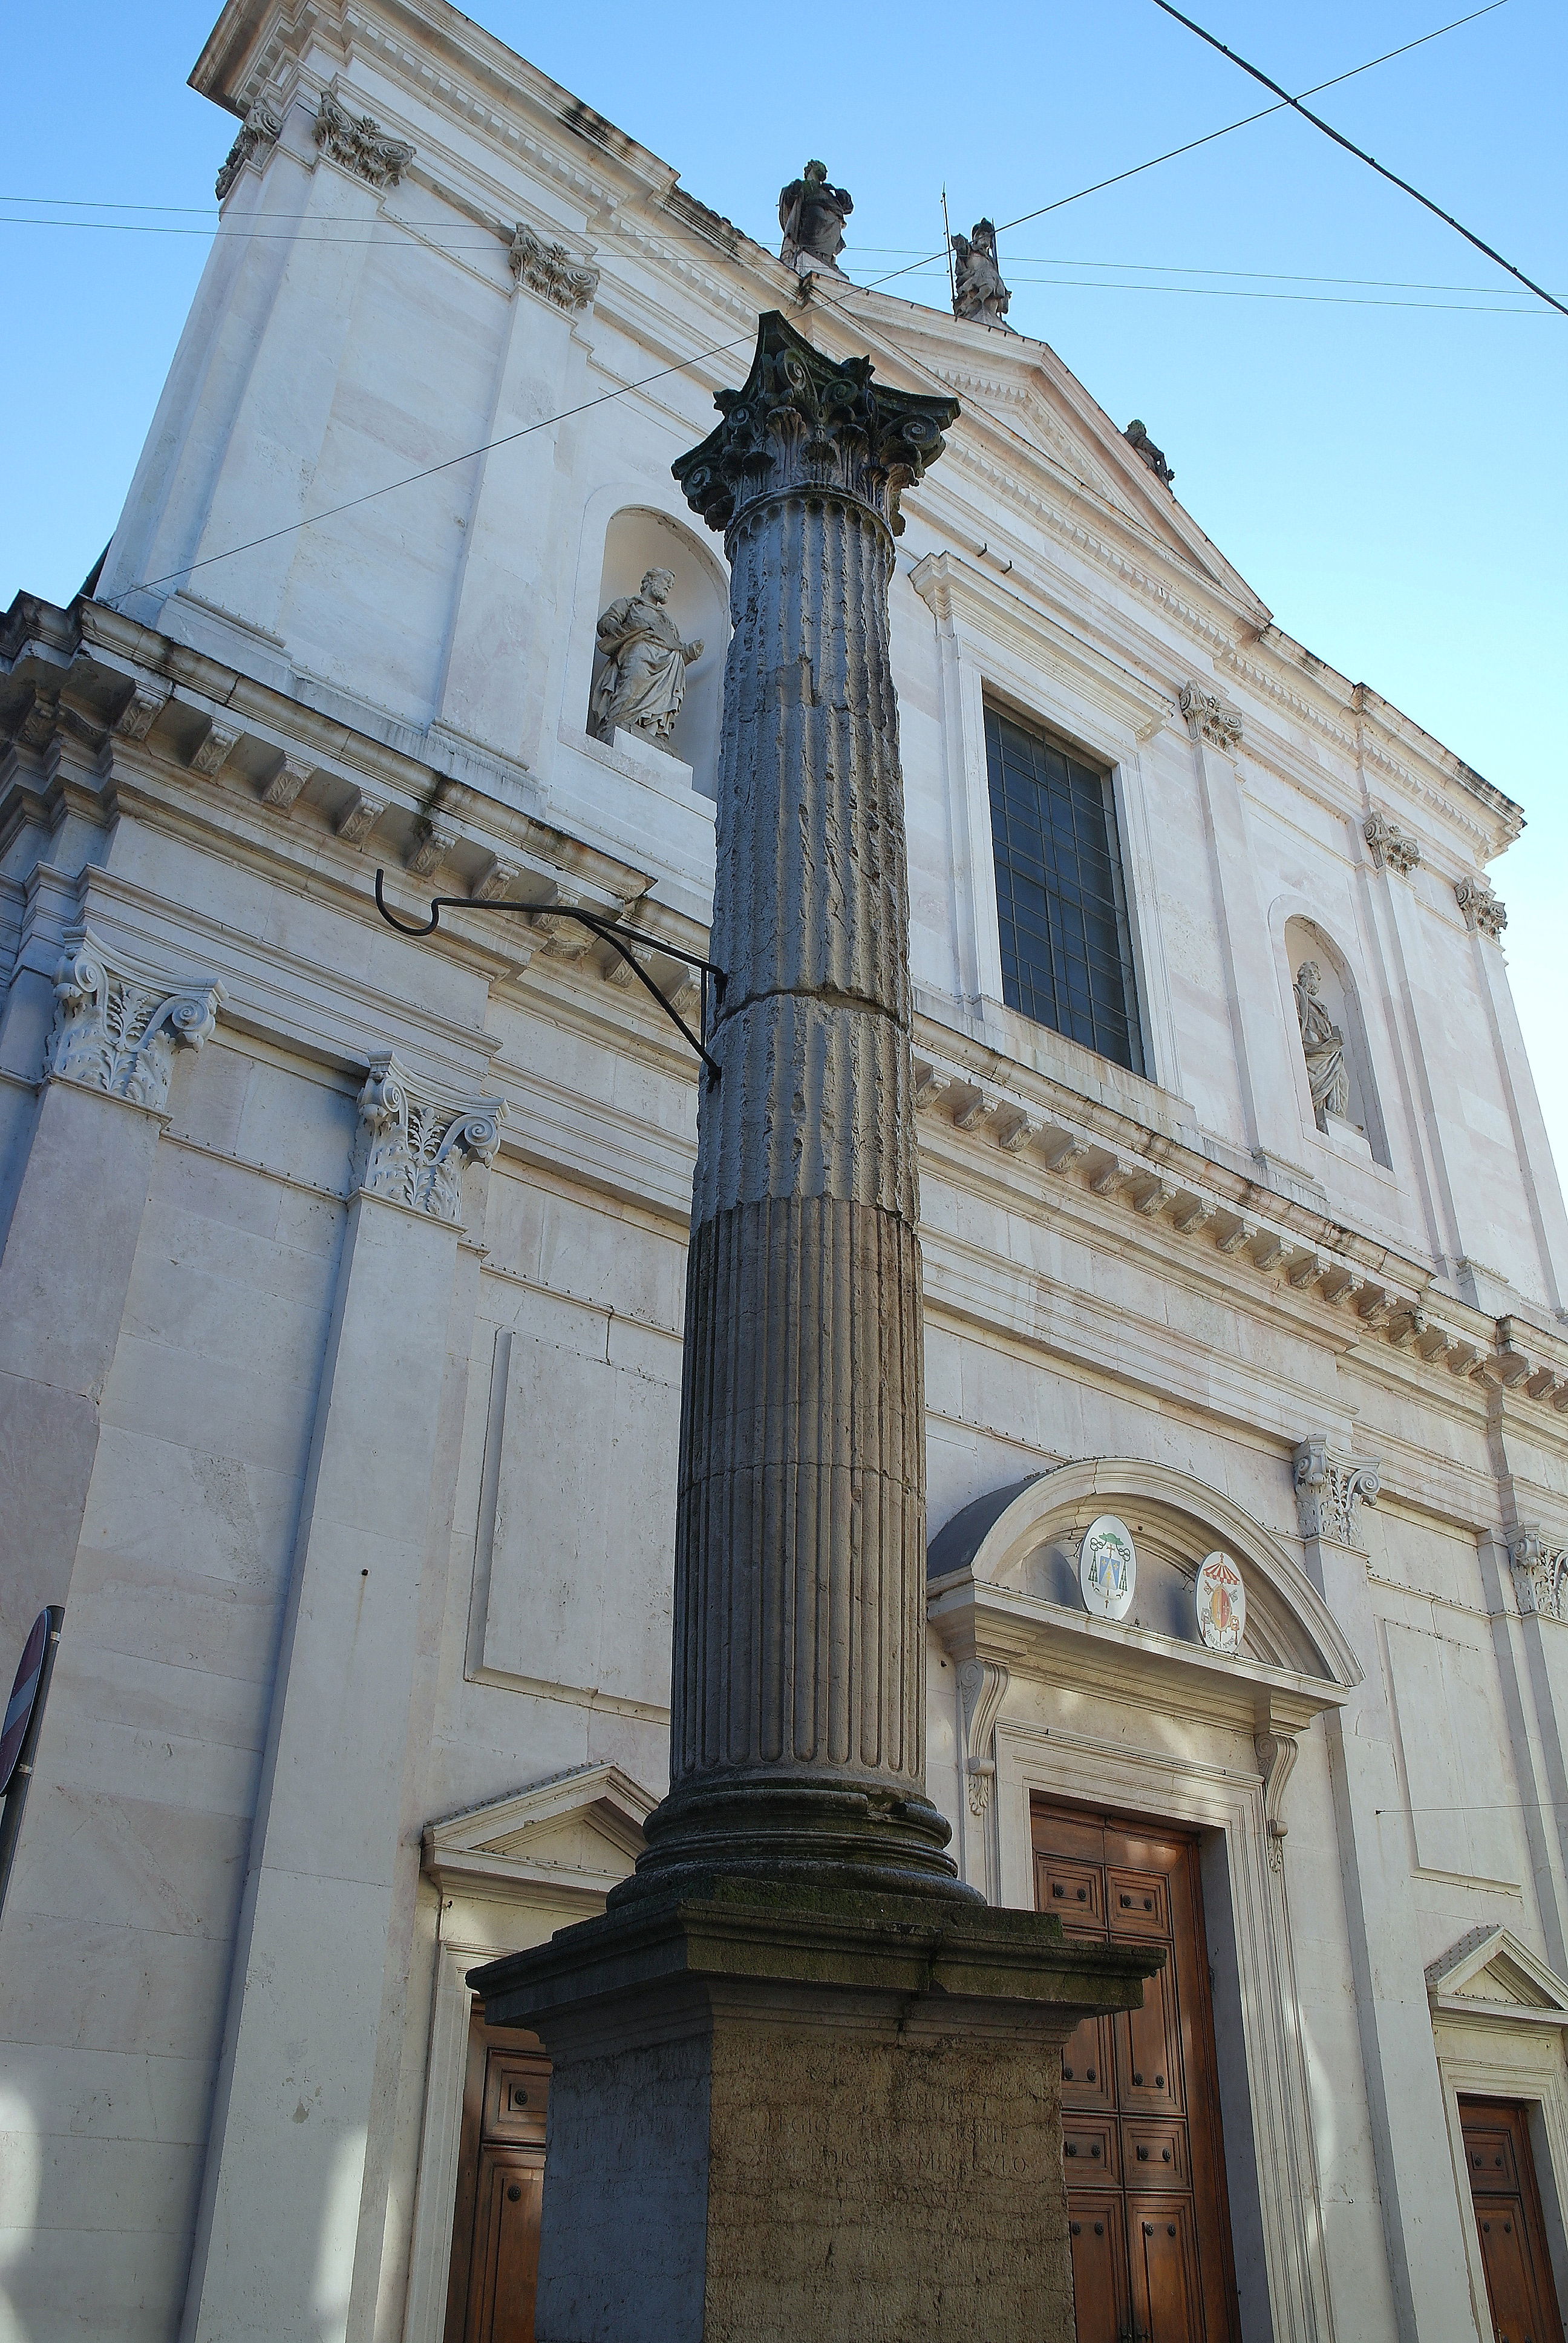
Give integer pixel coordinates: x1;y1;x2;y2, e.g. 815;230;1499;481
1426;1925;1568;2022
423;1762;656;1901
837;289;1268;615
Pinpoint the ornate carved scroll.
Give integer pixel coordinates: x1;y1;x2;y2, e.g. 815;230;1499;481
46;931;226;1112
1293;1435;1381;1548
351;1052;507;1224
314;93;414;191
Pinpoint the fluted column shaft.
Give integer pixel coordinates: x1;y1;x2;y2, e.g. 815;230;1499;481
626;310;964;1897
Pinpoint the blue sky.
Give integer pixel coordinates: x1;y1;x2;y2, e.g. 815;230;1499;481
3;0;1563;1188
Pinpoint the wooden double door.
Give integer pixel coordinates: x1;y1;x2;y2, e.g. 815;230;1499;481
445;2013;551;2343
1034;1799;1240;2343
1460;2098;1565;2343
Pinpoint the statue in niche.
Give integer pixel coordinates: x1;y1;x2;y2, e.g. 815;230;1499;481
1293;960;1351;1126
589;568;704;747
951;219;1012;329
1124;418;1175;487
779;160;853;274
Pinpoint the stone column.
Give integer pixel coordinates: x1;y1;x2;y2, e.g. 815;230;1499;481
629;308;964;1899
473;316;1158;2343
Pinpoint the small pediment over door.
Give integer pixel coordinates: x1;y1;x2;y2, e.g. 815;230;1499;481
1427;1925;1568;2025
423;1761;657;1906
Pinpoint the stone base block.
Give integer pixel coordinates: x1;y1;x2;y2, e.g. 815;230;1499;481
472;1878;1160;2343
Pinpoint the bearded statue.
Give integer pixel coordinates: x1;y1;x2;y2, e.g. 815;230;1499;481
589;568;704;747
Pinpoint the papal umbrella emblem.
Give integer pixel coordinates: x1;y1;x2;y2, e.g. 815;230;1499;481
1195;1552;1246;1655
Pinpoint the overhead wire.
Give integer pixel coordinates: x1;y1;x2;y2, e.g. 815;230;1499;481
1146;0;1564;317
100;0;1526;609
857;0;1514;295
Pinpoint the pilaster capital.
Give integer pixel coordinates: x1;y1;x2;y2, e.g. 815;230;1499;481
351;1051;508;1225
508;221;599;313
1455;873;1507;939
215;99;283;202
45;928;226;1111
673;308;958;546
313;91;414;191
1179;681;1243;752
1509;1524;1568;1620
1364;809;1421;876
1292;1435;1381;1548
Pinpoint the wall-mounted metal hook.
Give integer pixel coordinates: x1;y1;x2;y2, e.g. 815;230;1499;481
373;870;726;1086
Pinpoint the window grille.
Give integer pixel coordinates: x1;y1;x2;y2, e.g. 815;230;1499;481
985;706;1144;1075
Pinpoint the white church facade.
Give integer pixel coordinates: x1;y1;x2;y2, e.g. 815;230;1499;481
2;2;1568;2339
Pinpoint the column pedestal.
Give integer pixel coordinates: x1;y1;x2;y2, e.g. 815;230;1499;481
477;1883;1158;2343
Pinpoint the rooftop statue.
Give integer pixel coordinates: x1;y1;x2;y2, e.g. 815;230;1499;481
1124;418;1175;487
952;218;1012;329
1294;960;1351;1126
779;159;852;274
589;568;703;747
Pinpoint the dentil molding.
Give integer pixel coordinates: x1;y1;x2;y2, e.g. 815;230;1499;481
1292;1436;1382;1548
45;929;227;1112
351;1050;508;1224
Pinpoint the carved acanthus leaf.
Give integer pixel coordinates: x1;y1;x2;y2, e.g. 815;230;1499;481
1179;681;1243;752
1293;1435;1381;1548
113;680;172;741
336;789;387;847
1254;1732;1299;1870
1364;810;1421;877
46;930;226;1111
1509;1526;1568;1621
215;100;283;202
673;308;958;543
956;1658;1010;1817
406;819;459;878
351;1052;508;1225
314;92;414;191
508;223;599;313
1455;874;1507;939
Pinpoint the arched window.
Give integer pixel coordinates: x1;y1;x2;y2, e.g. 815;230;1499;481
585;508;727;798
1283;915;1388;1165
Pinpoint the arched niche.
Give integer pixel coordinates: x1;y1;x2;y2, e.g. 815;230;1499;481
585;507;728;798
928;1459;1361;1722
1282;913;1390;1166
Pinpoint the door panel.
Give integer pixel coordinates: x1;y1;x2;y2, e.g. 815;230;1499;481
1460;2097;1564;2343
1129;2198;1204;2343
466;2152;544;2343
446;2013;552;2343
1067;2194;1131;2343
1062;2011;1115;2108
1034;1799;1240;2343
1116;1958;1182;2114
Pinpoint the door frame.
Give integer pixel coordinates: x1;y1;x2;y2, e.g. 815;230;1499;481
998;1715;1335;2343
1433;2010;1568;2342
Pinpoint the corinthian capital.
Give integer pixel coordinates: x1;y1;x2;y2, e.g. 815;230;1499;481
351;1052;507;1224
45;929;226;1111
1293;1435;1381;1548
1509;1525;1568;1620
673;309;958;543
1179;681;1243;752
